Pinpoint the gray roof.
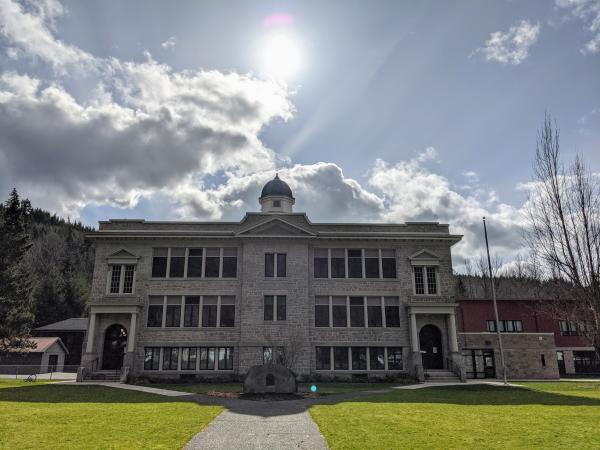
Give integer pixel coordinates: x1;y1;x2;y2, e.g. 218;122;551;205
35;318;87;332
260;174;293;199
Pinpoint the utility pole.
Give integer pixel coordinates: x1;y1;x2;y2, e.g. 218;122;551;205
483;217;508;385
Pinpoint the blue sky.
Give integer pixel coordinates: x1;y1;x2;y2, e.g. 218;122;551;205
0;0;599;267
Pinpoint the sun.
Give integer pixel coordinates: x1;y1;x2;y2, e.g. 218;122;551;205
260;33;303;80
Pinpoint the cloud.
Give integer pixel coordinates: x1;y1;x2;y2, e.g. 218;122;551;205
556;0;600;53
477;20;540;65
161;36;176;49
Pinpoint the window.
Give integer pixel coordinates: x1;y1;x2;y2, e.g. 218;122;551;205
199;347;216;370
350;296;365;327
365;249;380;278
123;265;135;293
181;347;197;370
314;248;328;278
384;297;400;327
263;346;285;364
165;296;181;327
220;296;235;327
144;347;160;370
316;346;331;370
183;296;199;327
264;295;286;321
222;248;237;278
202;296;218;327
387;347;403;370
573;351;600;374
381;249;396;278
187;248;203;277
334;347;349;370
559;320;586;336
169;248;185;278
109;265;121;293
369;347;385;370
413;266;438;295
265;253;286;278
162;347;179;370
265;253;275;277
347;249;363;278
204;248;220;277
426;267;437;294
218;347;234;370
273;200;281;207
413;267;425;294
147;296;164;327
352;347;367;370
109;264;136;294
152;248;168;277
315;296;330;327
277;254;286;277
332;296;347;327
331;249;346;278
487;320;523;333
367;297;383;327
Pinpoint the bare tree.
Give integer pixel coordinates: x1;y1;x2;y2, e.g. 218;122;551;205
525;114;600;354
262;325;306;371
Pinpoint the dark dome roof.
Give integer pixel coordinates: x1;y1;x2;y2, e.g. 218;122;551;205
261;174;293;198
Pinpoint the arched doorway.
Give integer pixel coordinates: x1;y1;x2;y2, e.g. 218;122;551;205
102;324;127;370
419;324;443;370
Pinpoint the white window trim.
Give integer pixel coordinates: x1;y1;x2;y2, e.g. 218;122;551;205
152;247;238;279
106;264;136;295
412;265;440;296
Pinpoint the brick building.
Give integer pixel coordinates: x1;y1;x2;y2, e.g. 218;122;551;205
80;174;464;382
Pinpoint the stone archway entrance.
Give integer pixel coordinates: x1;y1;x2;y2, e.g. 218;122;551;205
102;324;128;370
419;324;443;370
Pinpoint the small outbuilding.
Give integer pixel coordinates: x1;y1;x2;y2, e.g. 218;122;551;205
0;337;69;375
34;318;87;367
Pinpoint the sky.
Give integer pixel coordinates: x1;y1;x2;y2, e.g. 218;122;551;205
0;0;599;270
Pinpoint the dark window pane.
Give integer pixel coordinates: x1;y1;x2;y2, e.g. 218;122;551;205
352;347;367;370
334;347;349;370
264;296;274;321
426;267;437;294
152;249;168;277
165;305;181;327
169;249;185;278
314;258;328;278
123;265;135;293
365;258;379;278
184;297;199;327
332;301;347;327
181;347;197;370
218;347;233;370
385;306;400;327
368;305;383;327
147;305;163;327
331;250;345;278
110;265;121;293
199;347;215;370
315;305;330;327
414;267;425;294
144;347;160;370
350;297;365;327
382;258;396;278
276;296;286;321
348;249;363;278
316;347;331;370
162;347;179;370
222;258;236;277
265;253;274;277
220;305;235;327
202;304;217;327
277;254;286;277
205;248;220;277
370;347;385;370
387;347;403;370
188;248;203;277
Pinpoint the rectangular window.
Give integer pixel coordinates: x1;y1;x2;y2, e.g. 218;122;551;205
264;295;274;321
220;296;235;327
222;248;237;278
202;296;218;327
181;347;197;370
414;267;425;294
369;347;385;370
218;347;234;370
331;249;346;278
276;295;286;321
352;347;367;370
387;347;403;370
350;296;365;327
147;296;164;327
199;347;215;370
314;248;328;278
204;248;220;277
144;347;160;370
334;347;349;370
187;248;203;277
332;296;347;327
347;249;363;278
109;265;121;294
426;267;437;294
169;248;185;278
263;346;285;364
277;253;286;277
123;265;135;293
162;347;179;370
266;253;286;277
183;296;199;327
315;296;330;327
152;248;168;278
381;249;396;278
265;253;275;277
365;249;380;278
264;295;286;321
487;320;524;333
559;320;584;336
165;296;182;327
316;346;331;370
384;297;400;327
367;297;383;327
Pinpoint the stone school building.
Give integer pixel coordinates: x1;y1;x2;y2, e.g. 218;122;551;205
81;174;464;381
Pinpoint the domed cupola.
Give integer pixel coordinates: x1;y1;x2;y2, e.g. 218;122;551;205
259;173;295;213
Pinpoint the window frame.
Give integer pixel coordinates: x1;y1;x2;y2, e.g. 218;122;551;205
412;266;439;296
150;247;238;279
106;264;137;295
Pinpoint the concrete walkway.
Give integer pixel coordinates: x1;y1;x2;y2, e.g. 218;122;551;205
75;381;193;397
393;380;522;389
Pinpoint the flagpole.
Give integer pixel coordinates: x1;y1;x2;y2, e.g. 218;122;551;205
483;216;508;385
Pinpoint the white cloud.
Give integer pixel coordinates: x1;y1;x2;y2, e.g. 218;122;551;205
478;20;540;65
161;36;176;49
557;0;600;53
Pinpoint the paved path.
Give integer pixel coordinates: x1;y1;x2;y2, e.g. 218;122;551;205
393;380;522;389
75;382;193;397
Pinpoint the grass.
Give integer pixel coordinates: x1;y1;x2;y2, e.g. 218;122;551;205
138;382;244;395
298;382;400;394
309;381;600;449
0;379;222;450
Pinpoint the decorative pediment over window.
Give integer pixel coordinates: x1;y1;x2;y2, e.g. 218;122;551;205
409;249;441;266
236;217;315;237
106;248;140;265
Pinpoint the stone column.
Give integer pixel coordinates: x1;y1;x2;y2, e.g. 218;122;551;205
85;312;96;353
410;313;419;352
127;313;137;352
448;312;459;353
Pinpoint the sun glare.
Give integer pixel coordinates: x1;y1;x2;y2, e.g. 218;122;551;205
260;34;303;80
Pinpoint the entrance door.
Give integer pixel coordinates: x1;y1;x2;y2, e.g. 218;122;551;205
419;324;443;370
557;351;566;377
48;355;58;373
483;350;496;378
102;324;128;370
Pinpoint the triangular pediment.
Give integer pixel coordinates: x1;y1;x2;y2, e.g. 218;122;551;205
236;217;315;237
106;248;139;263
409;249;441;265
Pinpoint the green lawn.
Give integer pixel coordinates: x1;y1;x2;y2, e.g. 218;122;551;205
298;382;400;394
309;382;600;449
0;380;222;450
